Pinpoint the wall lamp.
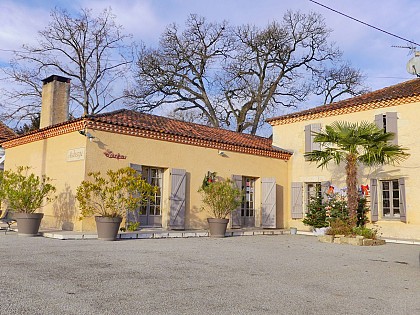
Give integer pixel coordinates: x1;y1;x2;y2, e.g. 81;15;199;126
78;130;95;142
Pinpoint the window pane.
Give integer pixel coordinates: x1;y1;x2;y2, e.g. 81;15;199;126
383;191;390;199
392;180;399;190
382;182;389;190
383;200;390;207
383;208;390;216
393;199;399;208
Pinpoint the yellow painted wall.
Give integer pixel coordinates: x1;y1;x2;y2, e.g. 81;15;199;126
4;132;87;231
272;101;420;240
83;129;289;231
4;128;289;232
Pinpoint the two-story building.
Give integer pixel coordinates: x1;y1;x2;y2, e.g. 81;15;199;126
268;79;420;240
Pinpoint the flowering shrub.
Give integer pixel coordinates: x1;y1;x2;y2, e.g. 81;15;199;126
303;192;369;229
302;193;348;228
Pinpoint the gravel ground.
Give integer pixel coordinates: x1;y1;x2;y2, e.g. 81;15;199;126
0;233;419;315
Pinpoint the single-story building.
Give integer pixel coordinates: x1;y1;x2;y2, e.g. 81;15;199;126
2;75;291;232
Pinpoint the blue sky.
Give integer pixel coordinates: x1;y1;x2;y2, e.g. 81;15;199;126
1;0;419;107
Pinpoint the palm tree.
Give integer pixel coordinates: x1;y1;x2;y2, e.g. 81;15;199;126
304;121;409;221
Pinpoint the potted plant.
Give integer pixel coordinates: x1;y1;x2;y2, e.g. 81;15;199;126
199;176;242;238
0;166;56;236
76;167;156;241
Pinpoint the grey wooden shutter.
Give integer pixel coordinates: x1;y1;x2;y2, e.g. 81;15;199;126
291;182;303;219
262;178;276;228
231;175;242;228
169;168;186;229
398;178;406;223
312;123;321;151
386;112;398;145
370;179;378;222
374;114;383;129
304;125;312;153
305;124;321;153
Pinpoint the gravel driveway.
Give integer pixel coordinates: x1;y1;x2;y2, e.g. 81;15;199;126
0;233;419;315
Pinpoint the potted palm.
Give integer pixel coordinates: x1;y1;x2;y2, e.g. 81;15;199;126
0;166;56;236
199;176;242;238
76;167;156;241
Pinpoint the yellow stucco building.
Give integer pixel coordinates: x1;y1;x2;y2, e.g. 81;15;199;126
268;79;420;240
3;75;420;240
2;75;291;232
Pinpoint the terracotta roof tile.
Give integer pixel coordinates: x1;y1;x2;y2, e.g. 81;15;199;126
2;110;291;160
0;122;17;142
267;78;420;125
88;110;291;159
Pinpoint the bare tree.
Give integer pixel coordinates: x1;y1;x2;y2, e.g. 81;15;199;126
314;62;370;104
128;14;233;128
0;7;134;124
130;11;367;135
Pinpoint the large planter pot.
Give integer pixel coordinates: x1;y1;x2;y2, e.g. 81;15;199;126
207;218;229;238
14;213;44;237
95;216;122;241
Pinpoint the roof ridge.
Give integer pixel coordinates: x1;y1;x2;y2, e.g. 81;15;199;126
90;109;272;141
267;78;420;123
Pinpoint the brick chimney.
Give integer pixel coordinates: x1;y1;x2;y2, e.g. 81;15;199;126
40;75;70;128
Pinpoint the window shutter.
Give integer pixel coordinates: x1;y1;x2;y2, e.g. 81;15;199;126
370;179;378;222
312;123;321;151
386;112;398;145
169;168;186;229
374;114;383;129
305;124;321;153
231;175;242;228
399;178;406;223
262;178;276;228
304;125;312;153
291;182;303;219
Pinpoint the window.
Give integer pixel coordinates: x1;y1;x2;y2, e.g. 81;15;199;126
241;177;255;218
305;182;321;212
381;180;400;218
375;112;398;145
141;167;163;216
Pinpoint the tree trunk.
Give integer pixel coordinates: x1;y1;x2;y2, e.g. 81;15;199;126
345;154;358;223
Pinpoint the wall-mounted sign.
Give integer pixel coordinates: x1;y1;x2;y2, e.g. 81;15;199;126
103;149;127;160
67;148;85;162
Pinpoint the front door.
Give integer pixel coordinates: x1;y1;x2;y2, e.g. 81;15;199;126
139;167;163;227
241;177;256;227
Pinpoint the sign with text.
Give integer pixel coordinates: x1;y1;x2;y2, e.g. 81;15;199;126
67;148;85;162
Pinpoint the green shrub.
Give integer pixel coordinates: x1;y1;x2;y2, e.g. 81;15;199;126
352;226;377;239
1;166;56;213
326;218;353;236
76;167;157;219
302;192;370;230
199;177;242;219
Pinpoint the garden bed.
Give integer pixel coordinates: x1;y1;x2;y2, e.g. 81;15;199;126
318;235;386;246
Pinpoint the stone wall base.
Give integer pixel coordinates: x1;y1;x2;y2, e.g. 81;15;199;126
318;235;386;246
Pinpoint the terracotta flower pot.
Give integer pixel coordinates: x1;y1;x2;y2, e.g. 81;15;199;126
14;213;44;237
95;216;122;241
207;218;229;238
